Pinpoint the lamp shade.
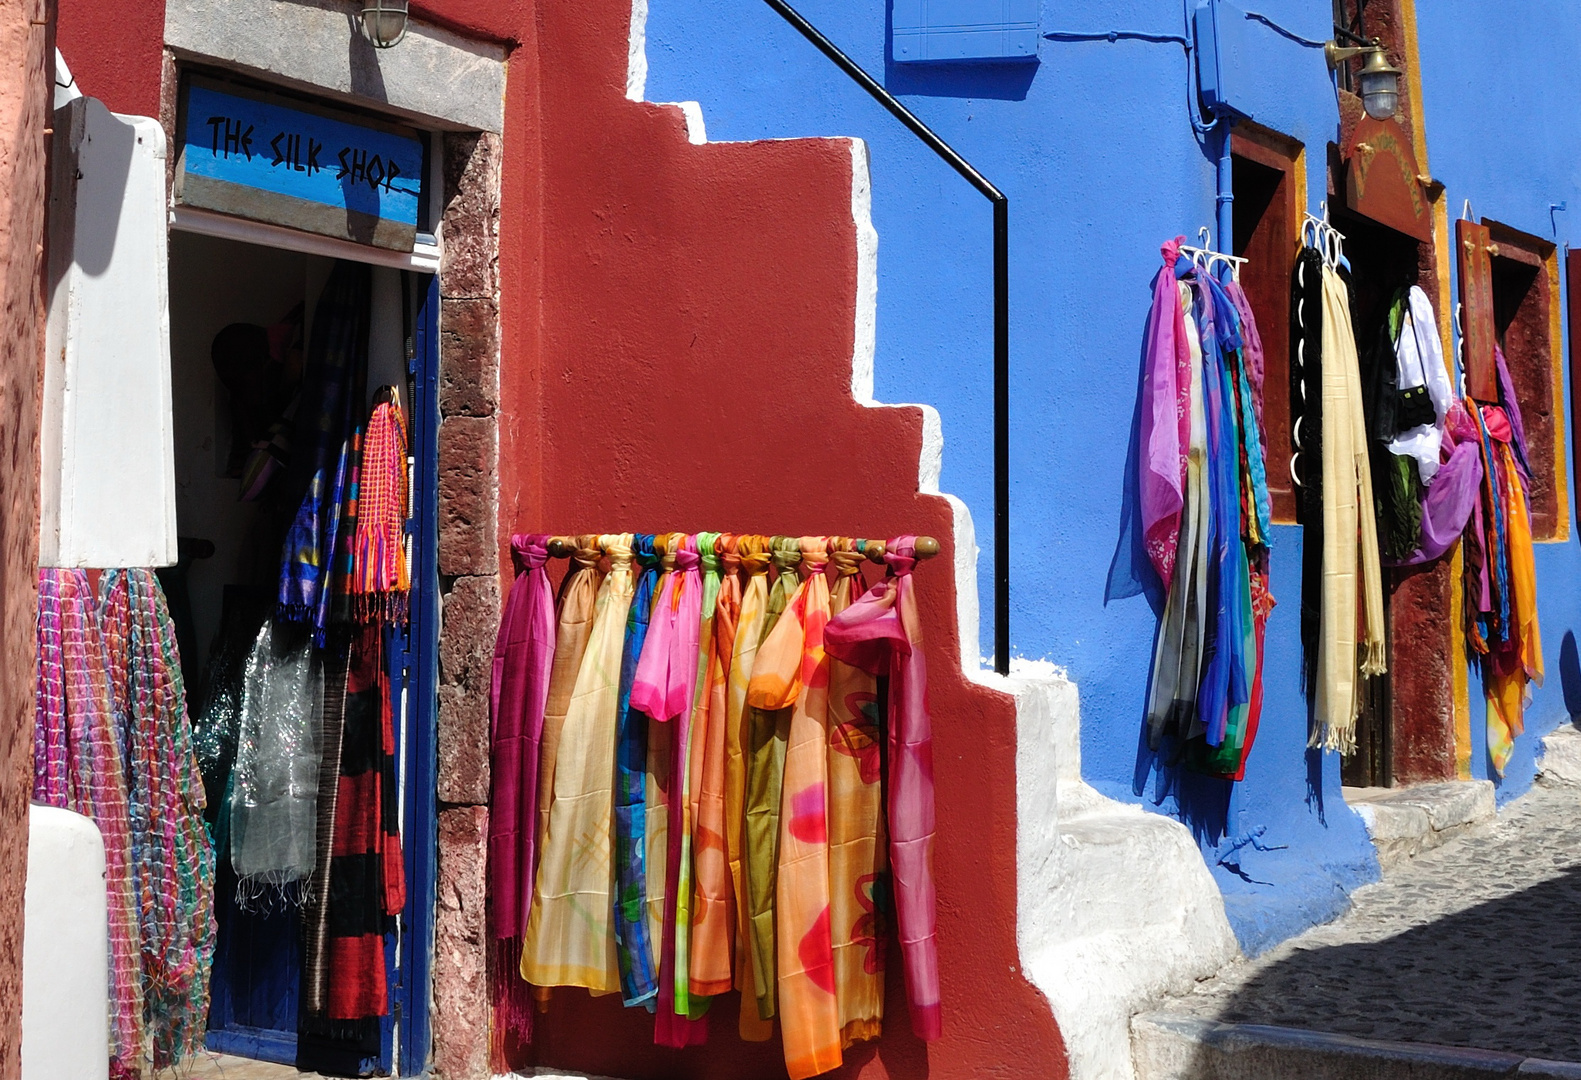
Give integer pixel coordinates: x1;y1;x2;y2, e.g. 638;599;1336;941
360;0;409;48
1357;48;1401;120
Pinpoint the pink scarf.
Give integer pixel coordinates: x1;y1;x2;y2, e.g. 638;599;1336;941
823;536;941;1041
487;534;557;1062
1139;238;1193;587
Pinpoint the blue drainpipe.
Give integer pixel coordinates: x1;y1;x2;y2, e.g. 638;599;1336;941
1216;117;1235;255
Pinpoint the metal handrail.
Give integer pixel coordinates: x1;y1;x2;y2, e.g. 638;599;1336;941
760;0;1011;675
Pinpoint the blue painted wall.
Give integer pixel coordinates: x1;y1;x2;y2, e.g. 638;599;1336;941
644;0;1580;953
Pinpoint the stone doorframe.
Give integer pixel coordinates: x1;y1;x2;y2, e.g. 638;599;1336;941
150;5;507;1073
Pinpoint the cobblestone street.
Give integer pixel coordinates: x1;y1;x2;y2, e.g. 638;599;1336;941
1159;778;1581;1061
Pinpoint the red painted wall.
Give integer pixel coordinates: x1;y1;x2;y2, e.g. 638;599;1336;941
50;1;1068;1076
55;0;164;115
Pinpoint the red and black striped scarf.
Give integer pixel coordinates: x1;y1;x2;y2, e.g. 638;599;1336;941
297;622;405;1075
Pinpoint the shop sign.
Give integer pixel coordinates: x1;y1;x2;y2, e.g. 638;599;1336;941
1344;115;1433;243
174;76;425;251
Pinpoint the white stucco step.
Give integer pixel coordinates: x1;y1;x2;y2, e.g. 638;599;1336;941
1342;781;1495;870
1538;724;1581;788
1132;1013;1537;1079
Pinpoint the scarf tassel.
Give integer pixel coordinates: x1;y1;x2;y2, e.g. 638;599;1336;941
488;937;534;1072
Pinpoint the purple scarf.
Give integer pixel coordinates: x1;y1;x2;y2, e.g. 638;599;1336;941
487;534;557;1058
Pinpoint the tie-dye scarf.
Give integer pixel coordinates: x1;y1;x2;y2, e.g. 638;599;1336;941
824;537;942;1042
826;539;885;1046
690;534;738;997
749;537;841;1078
633;535;707;1046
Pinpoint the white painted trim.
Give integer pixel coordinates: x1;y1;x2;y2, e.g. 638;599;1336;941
170;205;442;272
626;0;650;102
678;101;708;145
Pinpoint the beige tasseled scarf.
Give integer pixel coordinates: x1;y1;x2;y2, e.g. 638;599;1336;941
1311;265;1388;753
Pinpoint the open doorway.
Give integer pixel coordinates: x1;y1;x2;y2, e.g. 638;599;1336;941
166;231;436;1077
1331;208;1424;789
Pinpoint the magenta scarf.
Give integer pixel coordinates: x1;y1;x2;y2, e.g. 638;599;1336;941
488;533;557;1054
633;536;708;1046
823;536;941;1042
1140;238;1192;588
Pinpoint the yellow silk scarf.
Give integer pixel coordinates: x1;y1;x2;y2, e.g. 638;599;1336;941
519;534;634;992
1311;265;1387;753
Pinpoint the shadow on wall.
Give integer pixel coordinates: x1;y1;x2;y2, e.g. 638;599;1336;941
1560;629;1581;720
1192;866;1581;1062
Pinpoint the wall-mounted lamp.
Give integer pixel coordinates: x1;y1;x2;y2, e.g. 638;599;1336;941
1325;39;1401;121
359;0;409;48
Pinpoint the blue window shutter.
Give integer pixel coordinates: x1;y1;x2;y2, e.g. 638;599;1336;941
892;0;1039;63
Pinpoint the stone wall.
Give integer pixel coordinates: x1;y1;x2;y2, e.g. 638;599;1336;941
432;129;503;1080
0;1;51;1077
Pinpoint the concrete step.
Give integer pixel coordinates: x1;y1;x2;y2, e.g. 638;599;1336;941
1132;1013;1581;1079
1342;781;1495;870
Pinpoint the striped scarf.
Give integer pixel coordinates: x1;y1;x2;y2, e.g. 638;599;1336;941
351;390;410;622
278;261;370;641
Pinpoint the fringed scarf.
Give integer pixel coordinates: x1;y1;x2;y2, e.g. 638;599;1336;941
278;261;370;641
351;389;411;623
35;569;147;1079
824;537;942;1043
1310;264;1388;754
99;570;217;1072
487;535;556;1069
230;620;323;903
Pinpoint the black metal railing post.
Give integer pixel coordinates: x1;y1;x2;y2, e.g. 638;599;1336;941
759;0;1012;675
993;199;1009;676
